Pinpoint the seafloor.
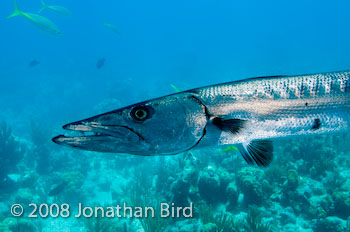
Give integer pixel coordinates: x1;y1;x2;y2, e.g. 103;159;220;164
0;116;349;231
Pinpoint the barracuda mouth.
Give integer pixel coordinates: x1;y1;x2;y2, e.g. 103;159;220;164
52;131;109;141
52;122;147;153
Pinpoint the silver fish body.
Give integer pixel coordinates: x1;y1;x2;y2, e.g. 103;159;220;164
53;71;350;166
194;71;350;146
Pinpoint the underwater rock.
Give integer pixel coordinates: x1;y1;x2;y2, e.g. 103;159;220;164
182;153;199;185
281;176;326;216
201;223;217;232
278;207;296;225
236;167;269;205
332;191;350;219
2;218;37;232
217;168;232;188
0;122;25;192
283;223;313;232
60;171;86;205
198;166;221;204
169;153;199;207
265;164;287;186
14;188;40;205
0;202;8;216
20;171;39;189
290;145;302;160
313;216;347;232
97;176;112;192
221;157;240;173
226;182;239;209
320;195;333;216
0;223;11;232
170;178;191;207
286;169;299;191
169;219;200;232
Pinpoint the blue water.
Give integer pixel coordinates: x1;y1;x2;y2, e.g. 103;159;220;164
1;0;350;231
2;0;350;130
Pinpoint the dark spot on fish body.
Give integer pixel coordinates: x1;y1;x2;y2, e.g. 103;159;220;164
312;118;321;130
305;102;308;106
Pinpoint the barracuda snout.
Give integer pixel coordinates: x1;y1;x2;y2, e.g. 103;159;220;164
53;93;208;155
52;115;148;153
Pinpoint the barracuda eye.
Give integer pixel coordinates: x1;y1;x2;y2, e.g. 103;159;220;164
130;106;153;121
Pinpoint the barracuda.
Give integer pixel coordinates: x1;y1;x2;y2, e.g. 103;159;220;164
52;71;350;166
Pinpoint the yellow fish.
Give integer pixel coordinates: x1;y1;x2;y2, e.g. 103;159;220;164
8;0;61;35
39;0;72;16
104;21;120;35
221;145;238;153
170;84;181;93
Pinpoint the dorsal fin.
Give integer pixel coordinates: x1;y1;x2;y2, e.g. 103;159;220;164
237;140;273;167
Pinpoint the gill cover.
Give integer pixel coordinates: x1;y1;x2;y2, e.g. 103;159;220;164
126;93;208;155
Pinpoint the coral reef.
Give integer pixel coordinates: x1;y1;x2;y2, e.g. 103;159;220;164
1;218;39;232
129;165;169;232
198;166;221;204
244;208;272;232
286;169;299;191
313;216;347;232
332;192;350;219
138;201;169;232
1;118;350;232
236;167;270;206
58;171;86;205
0;122;25;192
30;121;52;175
226;181;239;209
83;215;123;232
197;203;240;232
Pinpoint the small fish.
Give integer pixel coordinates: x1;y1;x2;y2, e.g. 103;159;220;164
96;58;106;69
48;181;67;196
39;0;72;16
52;71;350;167
29;60;40;67
170;84;181;93
221;145;238;153
104;21;120;35
7;0;61;35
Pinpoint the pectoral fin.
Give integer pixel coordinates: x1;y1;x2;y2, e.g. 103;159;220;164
212;117;246;134
237;140;273;167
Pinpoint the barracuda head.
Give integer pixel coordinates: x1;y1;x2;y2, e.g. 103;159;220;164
52;93;208;155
